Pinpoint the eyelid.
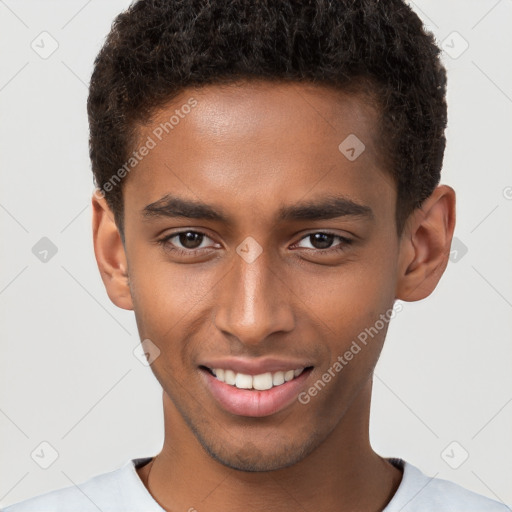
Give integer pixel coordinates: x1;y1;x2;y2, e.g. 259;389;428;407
292;231;353;249
158;229;353;254
160;229;217;250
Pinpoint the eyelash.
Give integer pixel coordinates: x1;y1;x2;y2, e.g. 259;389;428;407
156;230;353;257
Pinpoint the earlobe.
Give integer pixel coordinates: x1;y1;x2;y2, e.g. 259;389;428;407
91;191;134;310
395;185;456;302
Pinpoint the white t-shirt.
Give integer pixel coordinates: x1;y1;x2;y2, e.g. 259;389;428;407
2;457;510;512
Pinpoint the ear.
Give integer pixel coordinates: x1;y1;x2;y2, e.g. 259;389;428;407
395;185;456;302
91;191;133;310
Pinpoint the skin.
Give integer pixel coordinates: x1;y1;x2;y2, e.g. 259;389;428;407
92;80;456;512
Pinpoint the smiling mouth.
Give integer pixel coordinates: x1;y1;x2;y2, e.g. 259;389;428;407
200;365;314;391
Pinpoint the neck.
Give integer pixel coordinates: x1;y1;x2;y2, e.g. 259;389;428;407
138;378;402;512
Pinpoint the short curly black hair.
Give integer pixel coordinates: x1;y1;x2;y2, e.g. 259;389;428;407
87;0;447;240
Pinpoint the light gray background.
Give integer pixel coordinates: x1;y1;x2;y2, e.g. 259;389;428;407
1;0;511;508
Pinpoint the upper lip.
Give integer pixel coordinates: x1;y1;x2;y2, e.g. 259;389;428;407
199;357;314;375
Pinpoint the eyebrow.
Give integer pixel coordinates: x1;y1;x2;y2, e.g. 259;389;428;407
142;194;374;224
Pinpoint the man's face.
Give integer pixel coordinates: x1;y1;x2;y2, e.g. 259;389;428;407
122;81;402;471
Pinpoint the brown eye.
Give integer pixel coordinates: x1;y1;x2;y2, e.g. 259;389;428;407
296;232;352;251
308;233;335;249
177;231;205;249
158;230;216;255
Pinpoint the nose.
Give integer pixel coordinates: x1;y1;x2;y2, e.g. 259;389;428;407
213;245;295;346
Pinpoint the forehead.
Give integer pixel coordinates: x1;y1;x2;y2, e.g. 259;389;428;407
124;80;395;227
145;80;381;152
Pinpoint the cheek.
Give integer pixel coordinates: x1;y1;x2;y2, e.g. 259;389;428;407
128;250;215;336
299;254;396;335
296;247;398;388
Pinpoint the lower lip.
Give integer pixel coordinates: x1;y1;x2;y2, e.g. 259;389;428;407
199;367;313;417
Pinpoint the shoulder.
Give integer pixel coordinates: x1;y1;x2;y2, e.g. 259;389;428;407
2;468;123;512
1;458;158;512
385;458;511;512
3;483;94;512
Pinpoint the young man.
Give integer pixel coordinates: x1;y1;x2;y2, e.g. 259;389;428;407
4;1;509;511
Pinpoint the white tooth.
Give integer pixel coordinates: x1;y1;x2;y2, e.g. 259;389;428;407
253;372;273;390
235;372;253;389
224;369;236;385
294;368;304;377
284;370;294;382
272;371;285;386
214;368;225;382
211;368;217;376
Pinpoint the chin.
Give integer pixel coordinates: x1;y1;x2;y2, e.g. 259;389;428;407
195;429;319;472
